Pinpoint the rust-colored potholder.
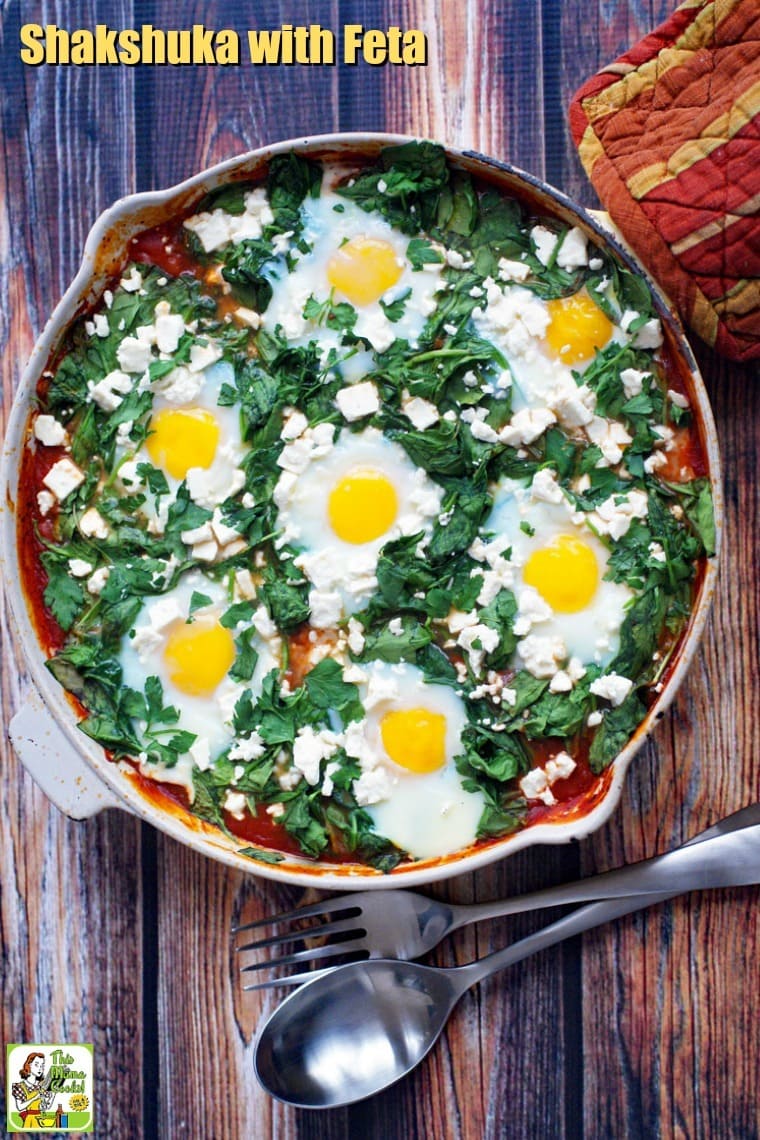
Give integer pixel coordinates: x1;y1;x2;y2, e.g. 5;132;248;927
569;0;759;363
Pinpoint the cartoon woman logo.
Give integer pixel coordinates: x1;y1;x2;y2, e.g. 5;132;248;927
10;1053;54;1129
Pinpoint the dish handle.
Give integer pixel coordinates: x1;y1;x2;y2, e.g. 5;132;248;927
9;689;126;819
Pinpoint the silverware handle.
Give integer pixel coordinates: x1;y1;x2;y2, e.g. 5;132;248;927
449;815;760;931
457;823;760;989
459;891;677;989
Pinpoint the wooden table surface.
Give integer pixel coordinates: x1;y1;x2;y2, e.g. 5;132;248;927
1;2;758;1137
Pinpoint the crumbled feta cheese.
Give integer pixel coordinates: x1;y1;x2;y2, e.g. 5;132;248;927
292;726;342;786
185;460;246;509
587;710;604;727
517;633;567;678
281;409;309;440
36;490;56;516
353;767;394;806
88;369;133;411
531;467;563;504
222;790;247;819
633;318;663;349
549;670;573;693
499;406;556;447
644;450;668;474
648;541;667;564
347;617;365;654
497;256;530;282
42;458;85;500
520;767;556;805
155;311;185;355
234;569;257;602
79;507;109;539
308;589;343;628
473;280;550;357
191;539;218;563
33;415;67;447
531;225;558;266
476;559;515;606
229;731;265;762
445;248;471;269
513;587;553;636
68;558;93;578
180;521;214;546
152;365;204;405
86;566;110;595
183;189;274;252
556;227;588;270
388;617;404;636
620;368;650;399
116;336;153;375
589;672;634;706
120;266;143;293
467;416;499;444
210;509;240;548
364;670;401;710
335;381;380;422
401;392;439;430
545;751;576;782
585;416;632;465
252;604;278;641
668;388;690;409
188;340;222;373
590;489;649;540
234;306;262;329
457;622;500;671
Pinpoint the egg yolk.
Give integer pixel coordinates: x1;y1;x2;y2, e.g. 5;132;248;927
327;236;403;306
381;708;447;774
523;534;599;613
545;294;613;363
328;466;398;544
146;407;220;480
163;616;236;696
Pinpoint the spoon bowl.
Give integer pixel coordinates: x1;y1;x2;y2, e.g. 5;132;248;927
254;959;460;1108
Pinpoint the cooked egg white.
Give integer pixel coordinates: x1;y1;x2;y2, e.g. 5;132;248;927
348;661;485;859
119;572;279;789
276;426;444;621
472;283;626;416
119;358;247;518
486;477;634;666
261;190;444;361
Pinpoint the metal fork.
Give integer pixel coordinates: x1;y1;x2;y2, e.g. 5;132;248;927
234;803;760;990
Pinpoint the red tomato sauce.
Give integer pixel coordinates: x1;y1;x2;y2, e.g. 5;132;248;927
16;438;68;654
128;222;200;277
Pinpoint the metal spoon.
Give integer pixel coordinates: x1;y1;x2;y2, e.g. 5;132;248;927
254;811;760;1108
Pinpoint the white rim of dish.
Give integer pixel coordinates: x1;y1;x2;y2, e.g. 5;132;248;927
1;132;723;888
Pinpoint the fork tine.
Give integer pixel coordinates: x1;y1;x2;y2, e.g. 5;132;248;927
241;964;339;992
235;915;363;954
231;896;360;935
239;935;368;974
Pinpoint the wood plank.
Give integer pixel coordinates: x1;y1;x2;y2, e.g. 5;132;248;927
580;351;760;1140
553;5;760;1137
0;3;145;1134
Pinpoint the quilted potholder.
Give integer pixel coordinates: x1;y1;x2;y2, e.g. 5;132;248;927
569;0;759;363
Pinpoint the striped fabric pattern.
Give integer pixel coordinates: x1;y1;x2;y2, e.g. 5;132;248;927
569;0;759;363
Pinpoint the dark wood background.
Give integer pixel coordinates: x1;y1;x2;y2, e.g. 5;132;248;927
1;2;758;1137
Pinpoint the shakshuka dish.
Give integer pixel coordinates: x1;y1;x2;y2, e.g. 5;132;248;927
19;142;715;870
